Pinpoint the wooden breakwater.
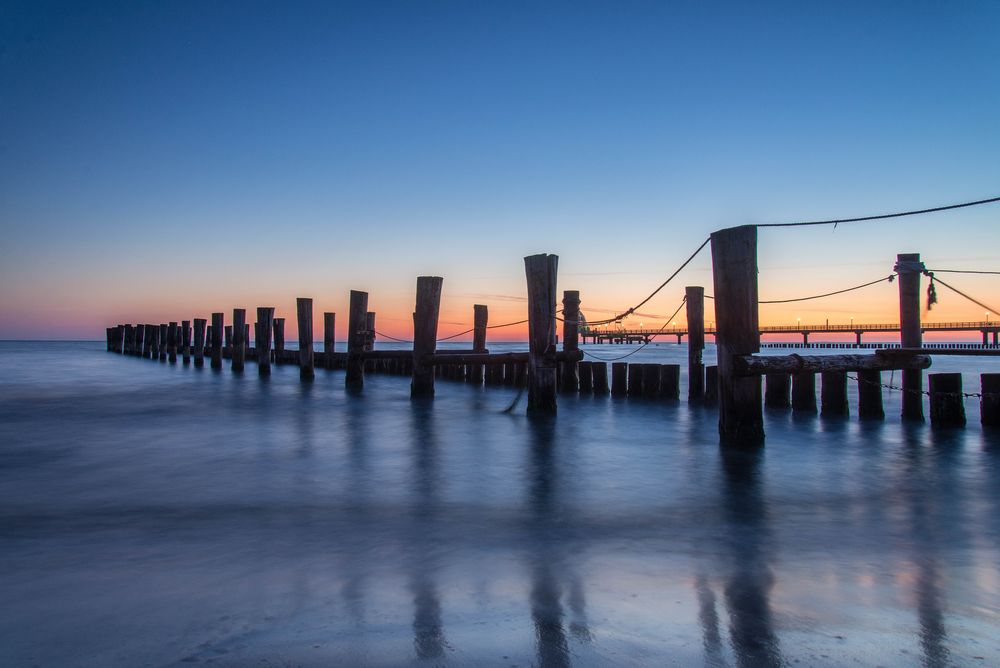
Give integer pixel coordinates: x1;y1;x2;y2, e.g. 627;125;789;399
107;240;1000;441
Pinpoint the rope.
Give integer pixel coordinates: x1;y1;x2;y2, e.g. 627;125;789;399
756;195;1000;228
922;273;1000;316
436;318;531;342
374;330;413;343
759;275;895;304
925;269;1000;275
581;298;687;362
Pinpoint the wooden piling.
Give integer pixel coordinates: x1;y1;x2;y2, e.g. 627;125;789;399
159;324;168;361
193;318;206;368
578;361;593;393
710;225;763;444
791;373;816;412
469;304;488;385
411;277;443;398
143;324;154;358
705;365;718;403
981;374;1000;426
764;373;791;408
857;369;884;419
232;310;246;372
685;286;705;402
592;362;609;394
346;291;369;390
167;322;178;363
611;362;627;397
210;313;223;369
181;320;191;364
151;325;161;360
896;253;924;420
524;254;559;412
642;364;660;399
257;307;274;376
297;298;314;380
224;325;233;357
560;290;580;393
928;373;966;427
323;312;336;370
820;371;849;417
273;318;285;364
659;364;680;400
626;363;642;398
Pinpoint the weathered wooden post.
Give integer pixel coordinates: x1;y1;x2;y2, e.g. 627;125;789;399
167;322;178;363
323;312;336;370
524;254;559;412
820;372;849;417
578;361;593;393
193;318;206;368
181;320;191;364
272;318;285;364
710;225;763;445
469;304;488;385
764;373;791;408
895;253;924;420
659;364;680;400
158;324;168;361
705;365;718;403
857;370;885;418
628;363;644;398
411;277;443;398
560;290;581;393
143;324;154;358
592;362;609;395
685;286;705;402
642;364;660;399
928;373;965;427
210;313;224;369
345;291;369;389
611;362;627;396
232;309;246;372
365;312;375;350
257;307;274;376
792;373;816;412
297;298;314;380
224;326;233;358
982;374;1000;426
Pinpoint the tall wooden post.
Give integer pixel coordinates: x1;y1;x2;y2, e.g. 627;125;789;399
272;318;285;363
411;277;443;398
257;307;274;376
210;313;223;369
524;254;559;412
710;225;763;445
232;309;246;372
346;290;369;390
470;304;488;385
181;320;191;364
193;318;206;368
560;290;580;393
297;298;314;380
895;253;924;420
323;312;336;369
685;286;705;402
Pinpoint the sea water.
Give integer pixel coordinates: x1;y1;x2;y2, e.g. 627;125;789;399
2;341;999;666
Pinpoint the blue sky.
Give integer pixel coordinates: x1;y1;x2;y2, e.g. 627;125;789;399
2;1;998;338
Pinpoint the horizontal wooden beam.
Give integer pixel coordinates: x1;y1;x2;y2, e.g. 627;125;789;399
733;352;932;377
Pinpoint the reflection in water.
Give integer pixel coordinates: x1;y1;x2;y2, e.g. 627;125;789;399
696;573;726;667
720;449;781;668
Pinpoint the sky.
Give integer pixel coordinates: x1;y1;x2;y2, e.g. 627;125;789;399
2;0;999;341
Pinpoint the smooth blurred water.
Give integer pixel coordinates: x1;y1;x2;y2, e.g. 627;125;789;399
2;341;1000;667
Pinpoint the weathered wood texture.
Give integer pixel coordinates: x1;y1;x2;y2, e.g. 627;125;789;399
685;286;705;402
323;312;336;369
297;298;314;380
710;225;763;444
346;291;368;390
524;254;559;412
929;373;965;427
257;307;274;376
734;353;932;376
210;313;223;369
232;309;246;372
560;290;580;393
896;253;924;420
412;277;443;398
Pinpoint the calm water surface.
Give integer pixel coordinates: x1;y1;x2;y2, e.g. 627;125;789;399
2;341;1000;667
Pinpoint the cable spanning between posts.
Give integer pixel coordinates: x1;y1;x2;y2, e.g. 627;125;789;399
759;275;896;304
756;195;1000;228
581;297;687;362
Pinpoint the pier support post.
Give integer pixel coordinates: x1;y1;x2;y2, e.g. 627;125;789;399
628;363;644;398
232;310;246;372
705;365;718;403
224;326;233;358
143;324;154;358
210;313;223;369
710;225;763;445
685;286;705;402
592;362;609;394
611;362;627;396
159;324;168;361
524;254;559;412
928;373;965;427
792;373;816;412
820;371;849;417
323;312;336;370
560;290;580;393
181;320;191;364
642;364;660;399
273;318;285;364
578;361;593;393
764;373;791;408
660;364;680;400
469;304;488;385
297;298;314;380
346;290;369;390
193;318;206;368
168;322;178;363
411;277;443;398
895;253;924;420
857;370;884;418
257;307;274;376
982;374;1000;426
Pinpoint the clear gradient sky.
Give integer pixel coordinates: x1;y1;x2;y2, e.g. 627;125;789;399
2;1;999;341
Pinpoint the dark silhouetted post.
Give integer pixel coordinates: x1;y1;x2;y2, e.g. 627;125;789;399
711;225;763;445
167;322;178;363
686;286;705;402
929;373;965;427
323;312;336;369
159;324;168;361
561;290;580;393
660;364;680;400
210;313;223;369
857;369;884;418
143;324;154;358
470;304;488;385
257;307;274;376
411;277;443;398
895;253;924;420
764;373;790;408
611;362;627;397
982;374;1000;426
578;361;593;393
592;362;609;395
297;298;314;380
181;320;191;364
524;254;559;412
232;309;246;372
346;291;368;389
820;371;848;417
792;373;816;412
628;363;644;398
705;365;718;403
273;318;285;364
193;318;206;368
